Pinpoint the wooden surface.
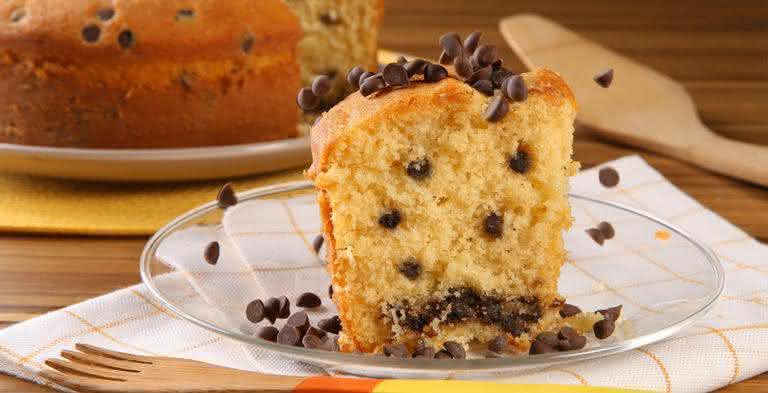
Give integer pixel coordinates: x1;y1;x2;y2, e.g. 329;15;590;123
0;0;766;391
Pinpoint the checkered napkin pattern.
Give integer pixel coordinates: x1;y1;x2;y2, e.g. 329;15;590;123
0;155;765;392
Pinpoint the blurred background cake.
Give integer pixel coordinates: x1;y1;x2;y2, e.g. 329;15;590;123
0;0;382;148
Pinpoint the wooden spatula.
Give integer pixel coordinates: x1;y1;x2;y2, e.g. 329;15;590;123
39;343;646;393
500;14;768;187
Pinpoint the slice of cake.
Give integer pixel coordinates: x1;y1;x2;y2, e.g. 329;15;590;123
305;34;580;353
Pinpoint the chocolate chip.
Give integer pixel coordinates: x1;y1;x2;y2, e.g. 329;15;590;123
319;10;340;25
438;51;452;65
312;75;332;97
117;30;133;49
559;303;582;318
439;32;463;59
297;87;319;111
442;341;466;359
474;45;497;67
204;241;220;265
491;59;503;71
598;167;620;187
593;318;615;339
306;326;327;339
585;228;605;246
597;221;615;239
412;344;436;359
313;235;324;253
596;305;622;322
484;95;508;122
297;292;321;308
286;311;309;335
467;66;492;85
81;25;101;43
10;8;26;23
264;297;279;324
454;55;473;79
558;326;579;341
404;59;427;77
277;296;291;319
424;63;448;82
175;9;194;21
277;325;302;346
347;66;365;89
245;299;265;323
241;34;255;54
463;31;482;54
322;335;340;352
434;350;453;359
529;340;554;355
398;257;422;280
379;210;401;229
488;335;507;353
569;334;587;350
472;80;494;96
318;315;342;334
358;71;374;87
328;285;334;299
256;326;279;342
396;55;408;64
535;331;559;347
98;8;115;21
382;63;409;87
557;339;572;351
383;343;409;358
501;315;524;336
406;158;431;180
503;75;527;102
508;150;530;173
217;183;238;209
484;212;503;238
491;69;512;88
360;75;385;97
594;68;614;88
301;334;324;349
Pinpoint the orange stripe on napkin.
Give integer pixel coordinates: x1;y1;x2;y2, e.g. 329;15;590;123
294;376;381;393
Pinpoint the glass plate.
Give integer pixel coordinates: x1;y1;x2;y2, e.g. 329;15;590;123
140;181;724;379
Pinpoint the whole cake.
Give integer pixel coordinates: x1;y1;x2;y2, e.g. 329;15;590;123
305;33;584;353
0;0;381;148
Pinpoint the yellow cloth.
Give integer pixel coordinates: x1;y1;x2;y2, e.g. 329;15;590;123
0;51;403;236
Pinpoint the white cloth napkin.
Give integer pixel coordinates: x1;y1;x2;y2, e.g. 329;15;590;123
0;155;765;392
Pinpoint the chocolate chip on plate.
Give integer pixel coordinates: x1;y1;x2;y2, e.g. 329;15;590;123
312;75;332;97
594;68;614;88
245;299;265;323
472;80;494;96
559;303;582;318
379;210;401;229
277;325;302;346
286;311;310;335
508;150;530;174
593;318;616;339
529;340;554;355
297;87;319;111
424;63;448;82
398;257;422;280
256;326;279;342
347;66;365;89
484;212;503;238
535;331;559;347
216;183;238;209
434;349;453;359
407;157;431;180
597;221;615;239
569;334;587;350
585;227;605;246
302;334;325;349
306;326;327;339
463;31;482;54
557;339;572;351
558;326;579;341
596;305;622;322
328;285;334;299
383;343;409;358
204;241;220;265
484;95;509;122
598;167;620;187
488;335;507;354
318;315;342;334
503;75;527;102
313;235;324;253
412;346;436;359
382;63;409;87
264;297;279;324
296;292;322;308
277;296;291;319
443;341;466;359
439;32;463;59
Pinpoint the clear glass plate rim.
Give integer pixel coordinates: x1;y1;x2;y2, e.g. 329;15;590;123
139;180;725;370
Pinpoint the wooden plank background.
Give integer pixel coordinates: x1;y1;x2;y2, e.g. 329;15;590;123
0;0;766;391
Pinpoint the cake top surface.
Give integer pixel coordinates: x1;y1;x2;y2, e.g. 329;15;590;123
0;0;301;62
306;68;576;179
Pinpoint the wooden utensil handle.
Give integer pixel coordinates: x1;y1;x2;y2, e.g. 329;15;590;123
686;126;768;187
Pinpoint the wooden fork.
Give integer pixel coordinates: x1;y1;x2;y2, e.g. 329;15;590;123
38;344;651;393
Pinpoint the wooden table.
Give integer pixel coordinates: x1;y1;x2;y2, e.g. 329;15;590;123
0;1;766;391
